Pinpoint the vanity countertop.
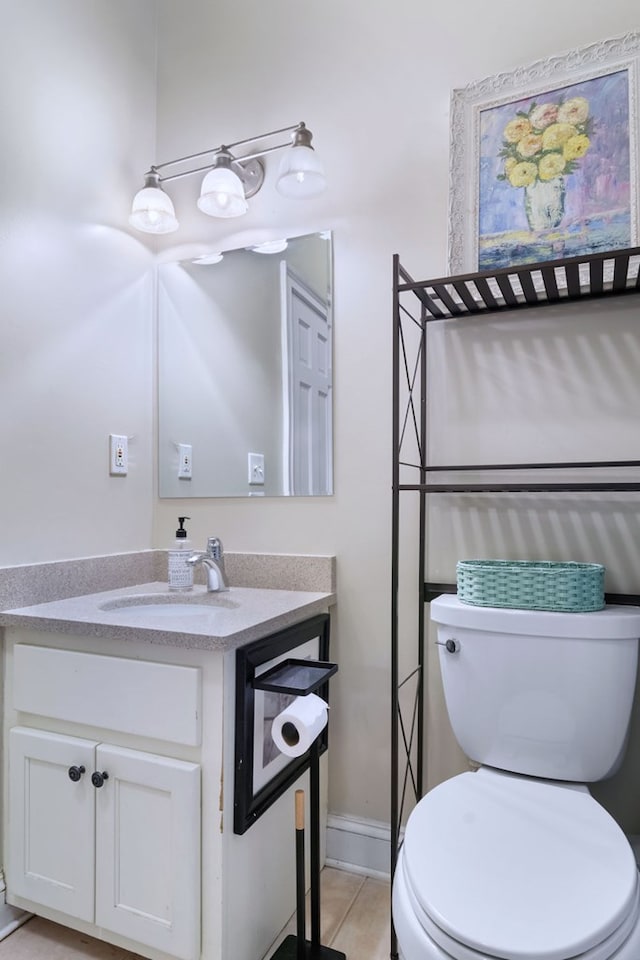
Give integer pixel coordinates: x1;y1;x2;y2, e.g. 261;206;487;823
0;582;336;651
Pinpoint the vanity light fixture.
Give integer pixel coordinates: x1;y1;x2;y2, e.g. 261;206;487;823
129;122;326;235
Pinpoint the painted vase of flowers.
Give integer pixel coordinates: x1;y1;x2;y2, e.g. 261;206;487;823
498;96;592;232
524;176;566;231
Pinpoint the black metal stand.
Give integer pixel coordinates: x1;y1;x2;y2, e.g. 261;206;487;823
391;247;640;959
272;937;346;959
296;789;306;960
259;661;345;960
268;740;345;960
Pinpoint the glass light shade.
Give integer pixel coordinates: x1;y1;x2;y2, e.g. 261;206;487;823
250;239;289;254
129;186;178;234
197;166;248;218
276;145;326;199
192;252;224;265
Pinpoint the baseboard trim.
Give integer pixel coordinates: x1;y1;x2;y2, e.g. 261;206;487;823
328;824;640;883
325;814;392;879
0;903;32;941
324;857;390;882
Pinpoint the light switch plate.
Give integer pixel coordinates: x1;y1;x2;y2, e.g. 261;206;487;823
248;452;265;485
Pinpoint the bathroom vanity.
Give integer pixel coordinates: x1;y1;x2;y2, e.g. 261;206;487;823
0;575;336;960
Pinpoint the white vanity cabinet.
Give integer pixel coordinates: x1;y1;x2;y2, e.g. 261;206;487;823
3;634;210;960
9;728;200;960
1;583;335;960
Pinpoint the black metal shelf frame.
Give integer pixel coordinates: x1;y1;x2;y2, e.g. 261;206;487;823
390;246;640;958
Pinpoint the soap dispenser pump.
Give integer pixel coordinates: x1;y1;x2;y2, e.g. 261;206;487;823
168;516;194;592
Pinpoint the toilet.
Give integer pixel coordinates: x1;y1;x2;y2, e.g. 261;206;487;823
393;594;640;960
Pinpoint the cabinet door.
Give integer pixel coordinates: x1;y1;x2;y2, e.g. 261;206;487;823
8;727;96;921
95;743;201;960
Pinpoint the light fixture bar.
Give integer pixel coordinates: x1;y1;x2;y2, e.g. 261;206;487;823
227;141;298;167
152;122;305;181
158;152;275;185
208;121;304;157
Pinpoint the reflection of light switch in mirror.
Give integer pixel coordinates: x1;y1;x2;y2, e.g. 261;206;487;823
248;452;265;485
178;443;193;479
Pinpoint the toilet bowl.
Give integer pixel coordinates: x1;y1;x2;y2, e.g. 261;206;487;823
394;768;640;960
393;597;640;960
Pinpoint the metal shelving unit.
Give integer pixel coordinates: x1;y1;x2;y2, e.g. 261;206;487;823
390;245;640;958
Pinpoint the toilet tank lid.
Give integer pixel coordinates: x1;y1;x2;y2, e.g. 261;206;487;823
430;594;640;639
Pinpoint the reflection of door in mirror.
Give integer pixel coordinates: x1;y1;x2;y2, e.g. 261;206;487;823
283;269;332;496
157;232;333;498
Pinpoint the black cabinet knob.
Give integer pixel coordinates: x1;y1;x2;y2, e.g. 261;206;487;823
91;771;109;788
68;765;86;782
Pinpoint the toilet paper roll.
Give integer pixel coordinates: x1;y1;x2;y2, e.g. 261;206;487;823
271;693;328;758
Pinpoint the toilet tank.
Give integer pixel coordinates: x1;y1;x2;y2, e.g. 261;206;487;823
430;595;640;782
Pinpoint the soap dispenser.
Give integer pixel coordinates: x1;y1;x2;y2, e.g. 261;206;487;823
168;516;194;592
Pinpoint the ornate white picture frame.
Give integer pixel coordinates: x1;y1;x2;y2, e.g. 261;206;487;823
448;33;640;275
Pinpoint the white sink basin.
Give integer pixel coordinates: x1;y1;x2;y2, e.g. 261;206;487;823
99;595;238;617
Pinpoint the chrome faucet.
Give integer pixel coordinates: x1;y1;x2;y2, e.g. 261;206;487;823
206;537;224;563
187;537;229;592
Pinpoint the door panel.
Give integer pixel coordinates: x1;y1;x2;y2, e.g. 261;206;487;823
95;743;201;960
8;727;96;921
285;272;332;495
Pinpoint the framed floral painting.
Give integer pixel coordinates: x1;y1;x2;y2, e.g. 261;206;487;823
448;33;640;274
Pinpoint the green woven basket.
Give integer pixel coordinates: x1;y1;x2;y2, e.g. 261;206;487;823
456;559;605;612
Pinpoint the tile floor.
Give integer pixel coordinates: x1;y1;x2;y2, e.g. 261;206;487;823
0;868;391;960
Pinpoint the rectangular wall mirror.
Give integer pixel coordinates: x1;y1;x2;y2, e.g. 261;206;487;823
158;231;333;498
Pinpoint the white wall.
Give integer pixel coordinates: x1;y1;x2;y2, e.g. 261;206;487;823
152;0;640;831
0;0;157;565
3;2;640;836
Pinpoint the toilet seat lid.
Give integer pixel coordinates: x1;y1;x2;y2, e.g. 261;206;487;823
403;769;638;960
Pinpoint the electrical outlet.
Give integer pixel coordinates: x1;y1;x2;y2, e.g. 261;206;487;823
178;443;193;479
248;452;265;485
109;434;128;476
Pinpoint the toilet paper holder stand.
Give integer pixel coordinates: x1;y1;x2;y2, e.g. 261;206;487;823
253;658;345;960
